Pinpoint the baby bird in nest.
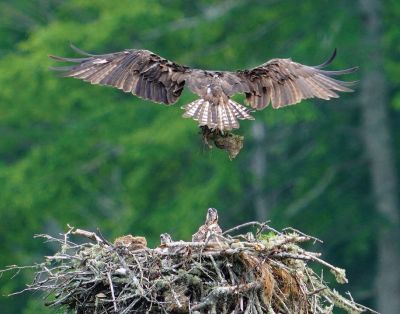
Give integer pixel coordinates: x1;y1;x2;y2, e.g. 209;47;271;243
192;208;223;242
114;235;147;250
157;233;173;255
160;233;173;246
158;233;188;255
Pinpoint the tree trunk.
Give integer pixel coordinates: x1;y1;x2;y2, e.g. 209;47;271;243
359;1;400;313
251;122;269;222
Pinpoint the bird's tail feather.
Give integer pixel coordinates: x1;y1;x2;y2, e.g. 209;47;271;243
182;99;254;130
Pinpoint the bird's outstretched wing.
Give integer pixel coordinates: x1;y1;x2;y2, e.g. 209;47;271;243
234;49;358;109
49;45;190;105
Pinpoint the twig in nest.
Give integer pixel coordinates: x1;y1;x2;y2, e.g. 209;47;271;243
71;228;104;244
107;272;118;312
191;282;261;311
222;221;269;235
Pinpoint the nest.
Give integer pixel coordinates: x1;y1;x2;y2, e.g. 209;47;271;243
3;211;378;314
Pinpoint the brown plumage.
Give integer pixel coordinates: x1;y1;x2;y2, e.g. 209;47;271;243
50;45;357;131
113;235;147;250
192;208;222;242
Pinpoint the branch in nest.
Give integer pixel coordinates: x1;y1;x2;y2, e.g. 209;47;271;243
191;282;261;311
72;228;105;244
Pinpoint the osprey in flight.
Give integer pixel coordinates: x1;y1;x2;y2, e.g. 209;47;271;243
50;45;356;132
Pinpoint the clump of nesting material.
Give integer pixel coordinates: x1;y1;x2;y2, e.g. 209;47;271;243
2;209;378;314
200;126;244;159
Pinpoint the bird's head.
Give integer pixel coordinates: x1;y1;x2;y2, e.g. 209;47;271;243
206;208;219;224
160;233;172;245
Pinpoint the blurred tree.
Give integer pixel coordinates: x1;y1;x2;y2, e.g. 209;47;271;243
0;0;399;313
359;0;400;313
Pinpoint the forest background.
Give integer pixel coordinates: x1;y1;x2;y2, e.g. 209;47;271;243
0;0;399;313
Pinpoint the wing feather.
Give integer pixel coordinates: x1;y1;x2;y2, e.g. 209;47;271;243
49;46;190;105
284;79;297;104
235;50;357;109
50;46;357;113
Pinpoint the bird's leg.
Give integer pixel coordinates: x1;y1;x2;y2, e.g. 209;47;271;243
200;125;214;148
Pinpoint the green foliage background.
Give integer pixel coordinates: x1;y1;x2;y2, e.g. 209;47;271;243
0;0;399;313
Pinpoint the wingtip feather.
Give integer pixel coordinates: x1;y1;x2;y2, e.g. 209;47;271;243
48;65;73;71
69;43;95;56
315;48;337;69
48;54;63;61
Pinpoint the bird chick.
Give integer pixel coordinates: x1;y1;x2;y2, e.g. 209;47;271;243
192;208;223;242
114;235;147;250
160;233;172;246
